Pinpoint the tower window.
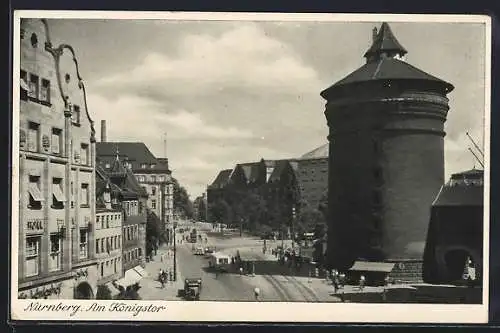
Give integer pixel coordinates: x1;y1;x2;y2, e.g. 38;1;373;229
30;33;38;48
372;190;382;206
28;74;39;100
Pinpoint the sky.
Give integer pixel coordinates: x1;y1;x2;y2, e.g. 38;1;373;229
44;17;487;198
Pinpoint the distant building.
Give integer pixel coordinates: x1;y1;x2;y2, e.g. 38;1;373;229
423;168;484;286
96;122;174;240
206;146;329;230
18;18;99;300
95;166;124;297
96;152;148;290
321;22;454;274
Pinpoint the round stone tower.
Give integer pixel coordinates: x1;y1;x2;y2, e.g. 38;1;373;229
322;22;454;274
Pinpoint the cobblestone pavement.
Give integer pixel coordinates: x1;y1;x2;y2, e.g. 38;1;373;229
139;245;184;301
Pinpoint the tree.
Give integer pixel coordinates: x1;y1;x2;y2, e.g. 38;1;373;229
240;192;268;231
172;178;194;219
209;199;232;224
146;209;166;254
296;203;326;237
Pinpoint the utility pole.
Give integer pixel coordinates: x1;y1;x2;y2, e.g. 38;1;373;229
173;220;177;281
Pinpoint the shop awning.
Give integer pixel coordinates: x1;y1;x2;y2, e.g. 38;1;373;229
28;183;44;201
133;265;149;278
115;268;143;288
349;261;395;273
52;184;65;202
105;282;121;295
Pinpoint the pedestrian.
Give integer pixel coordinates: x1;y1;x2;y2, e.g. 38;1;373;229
239;266;243;275
359;275;366;291
254;287;261;301
160;254;164;263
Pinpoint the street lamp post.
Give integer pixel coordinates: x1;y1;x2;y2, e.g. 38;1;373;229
173;220;177;282
291;206;296;250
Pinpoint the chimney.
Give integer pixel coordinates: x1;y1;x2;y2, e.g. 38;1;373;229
372;27;378;43
101;120;107;142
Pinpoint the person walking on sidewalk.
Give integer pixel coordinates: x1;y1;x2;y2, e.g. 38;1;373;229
254;287;261;301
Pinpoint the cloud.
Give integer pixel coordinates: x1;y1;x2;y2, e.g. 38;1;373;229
87;92;253;141
94;24;321;96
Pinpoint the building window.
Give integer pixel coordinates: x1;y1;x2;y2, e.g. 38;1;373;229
100;263;104;277
151;186;156;196
80;183;89;207
80;144;89;166
48;233;62;272
151;175;157;183
106;215;109;228
151;199;156;209
28;74;39;99
79;228;88;259
25;236;40;277
51;128;62;155
159;176;165;183
52;178;65;209
150;164;156;169
20;70;28;101
28;175;43;210
40;79;50;104
141;164;147;169
105;163;110;169
27;122;39;152
96;238;100;254
72;105;81;124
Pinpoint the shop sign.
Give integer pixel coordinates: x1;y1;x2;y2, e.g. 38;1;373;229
26;218;44;232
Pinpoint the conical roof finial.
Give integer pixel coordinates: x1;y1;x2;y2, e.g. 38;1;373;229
364;22;408;62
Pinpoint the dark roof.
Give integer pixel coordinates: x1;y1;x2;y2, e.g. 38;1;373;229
239;162;261;183
364;22;408;59
268;160;290;183
321;57;453;95
96;142;170;173
433;184;484;207
451;168;484;180
301;144;329;159
209;169;233;189
320;22;454;98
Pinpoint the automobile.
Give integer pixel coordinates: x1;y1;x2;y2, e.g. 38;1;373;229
204;246;216;255
178;278;202;300
208;252;232;273
194;246;205;255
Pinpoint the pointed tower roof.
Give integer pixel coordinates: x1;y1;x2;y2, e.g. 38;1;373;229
364;22;407;60
320;22;454;99
108;146;128;178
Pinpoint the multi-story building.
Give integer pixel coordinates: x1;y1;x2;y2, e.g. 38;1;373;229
96;121;174;239
18;18;98;300
206;146;329;231
94;166;124;297
96;152;148;290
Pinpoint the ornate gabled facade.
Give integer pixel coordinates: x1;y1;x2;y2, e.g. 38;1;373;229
322;22;454;275
18;18;98;299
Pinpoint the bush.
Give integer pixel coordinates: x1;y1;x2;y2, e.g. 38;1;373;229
96;284;113;300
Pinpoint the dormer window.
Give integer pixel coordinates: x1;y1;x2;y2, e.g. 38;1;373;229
141;163;147;169
150;164;156;169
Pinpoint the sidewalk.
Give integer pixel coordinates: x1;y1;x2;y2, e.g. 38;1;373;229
139;245;184;301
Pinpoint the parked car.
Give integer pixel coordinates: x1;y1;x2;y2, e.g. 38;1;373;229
194;246;205;255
